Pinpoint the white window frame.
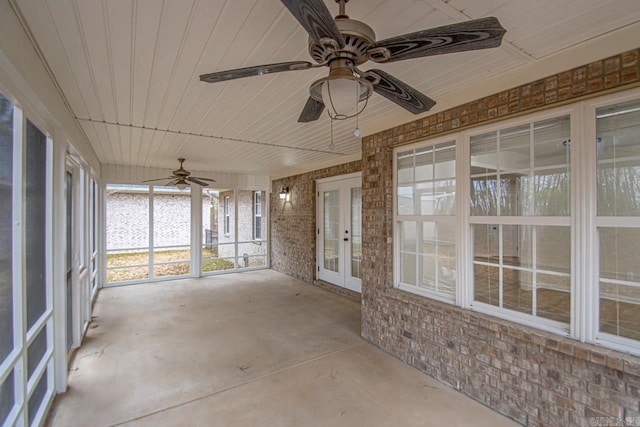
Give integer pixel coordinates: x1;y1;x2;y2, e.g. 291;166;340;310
224;196;230;235
393;135;460;304
584;88;640;355
465;106;577;337
253;191;262;240
392;89;640;356
0;99;56;427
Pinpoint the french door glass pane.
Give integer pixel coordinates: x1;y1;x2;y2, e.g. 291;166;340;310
324;190;340;273
0;92;13;362
25;120;47;330
351;187;362;279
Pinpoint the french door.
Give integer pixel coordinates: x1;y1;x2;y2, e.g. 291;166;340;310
317;173;362;293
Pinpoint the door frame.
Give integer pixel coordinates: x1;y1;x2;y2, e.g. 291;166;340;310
316;172;362;293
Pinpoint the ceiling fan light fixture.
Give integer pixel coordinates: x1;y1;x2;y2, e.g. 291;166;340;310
310;73;372;120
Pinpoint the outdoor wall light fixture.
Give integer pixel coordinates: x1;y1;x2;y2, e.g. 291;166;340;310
279;186;290;201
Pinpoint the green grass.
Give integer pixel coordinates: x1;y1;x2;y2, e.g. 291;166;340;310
107;248;233;282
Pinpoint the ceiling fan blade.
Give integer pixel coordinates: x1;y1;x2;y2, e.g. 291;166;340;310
166;179;179;187
190;176;216;183
368;17;506;63
298;97;325;122
186;177;210;187
200;61;313;83
280;0;345;48
369;69;436;114
142;177;175;182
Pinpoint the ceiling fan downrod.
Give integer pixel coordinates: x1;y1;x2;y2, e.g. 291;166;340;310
336;0;348;19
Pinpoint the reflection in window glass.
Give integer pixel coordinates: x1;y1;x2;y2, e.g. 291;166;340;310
470;116;571;324
351;187;362;280
472;224;570;323
396;141;456;300
324;190;340;273
400;222;417;286
0;92;13;363
397;142;455;216
26;120;47;330
470;116;570;217
596;100;640;342
418;222;455;299
596;99;640;216
599;227;640;340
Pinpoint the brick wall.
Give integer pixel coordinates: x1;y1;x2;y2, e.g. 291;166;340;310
361;48;640;426
106;191;208;250
218;190;267;263
270;161;361;290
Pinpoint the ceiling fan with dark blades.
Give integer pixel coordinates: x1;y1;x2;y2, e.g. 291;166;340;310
143;158;216;188
199;0;506;122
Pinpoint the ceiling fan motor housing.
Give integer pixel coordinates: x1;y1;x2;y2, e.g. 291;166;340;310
308;18;376;65
173;158;190;177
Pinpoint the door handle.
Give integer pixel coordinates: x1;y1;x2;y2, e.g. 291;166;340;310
344;238;349;242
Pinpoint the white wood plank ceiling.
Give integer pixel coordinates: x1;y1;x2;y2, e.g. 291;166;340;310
11;0;640;177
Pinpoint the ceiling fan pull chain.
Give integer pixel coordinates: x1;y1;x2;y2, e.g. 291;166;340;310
328;117;336;151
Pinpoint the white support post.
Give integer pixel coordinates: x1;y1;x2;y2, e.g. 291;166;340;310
191;186;203;277
51;130;67;393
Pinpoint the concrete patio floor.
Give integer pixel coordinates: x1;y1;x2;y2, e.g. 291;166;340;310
46;270;518;427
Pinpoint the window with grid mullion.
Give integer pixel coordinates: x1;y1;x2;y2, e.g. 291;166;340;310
595;98;640;344
396;141;456;301
470;115;571;325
